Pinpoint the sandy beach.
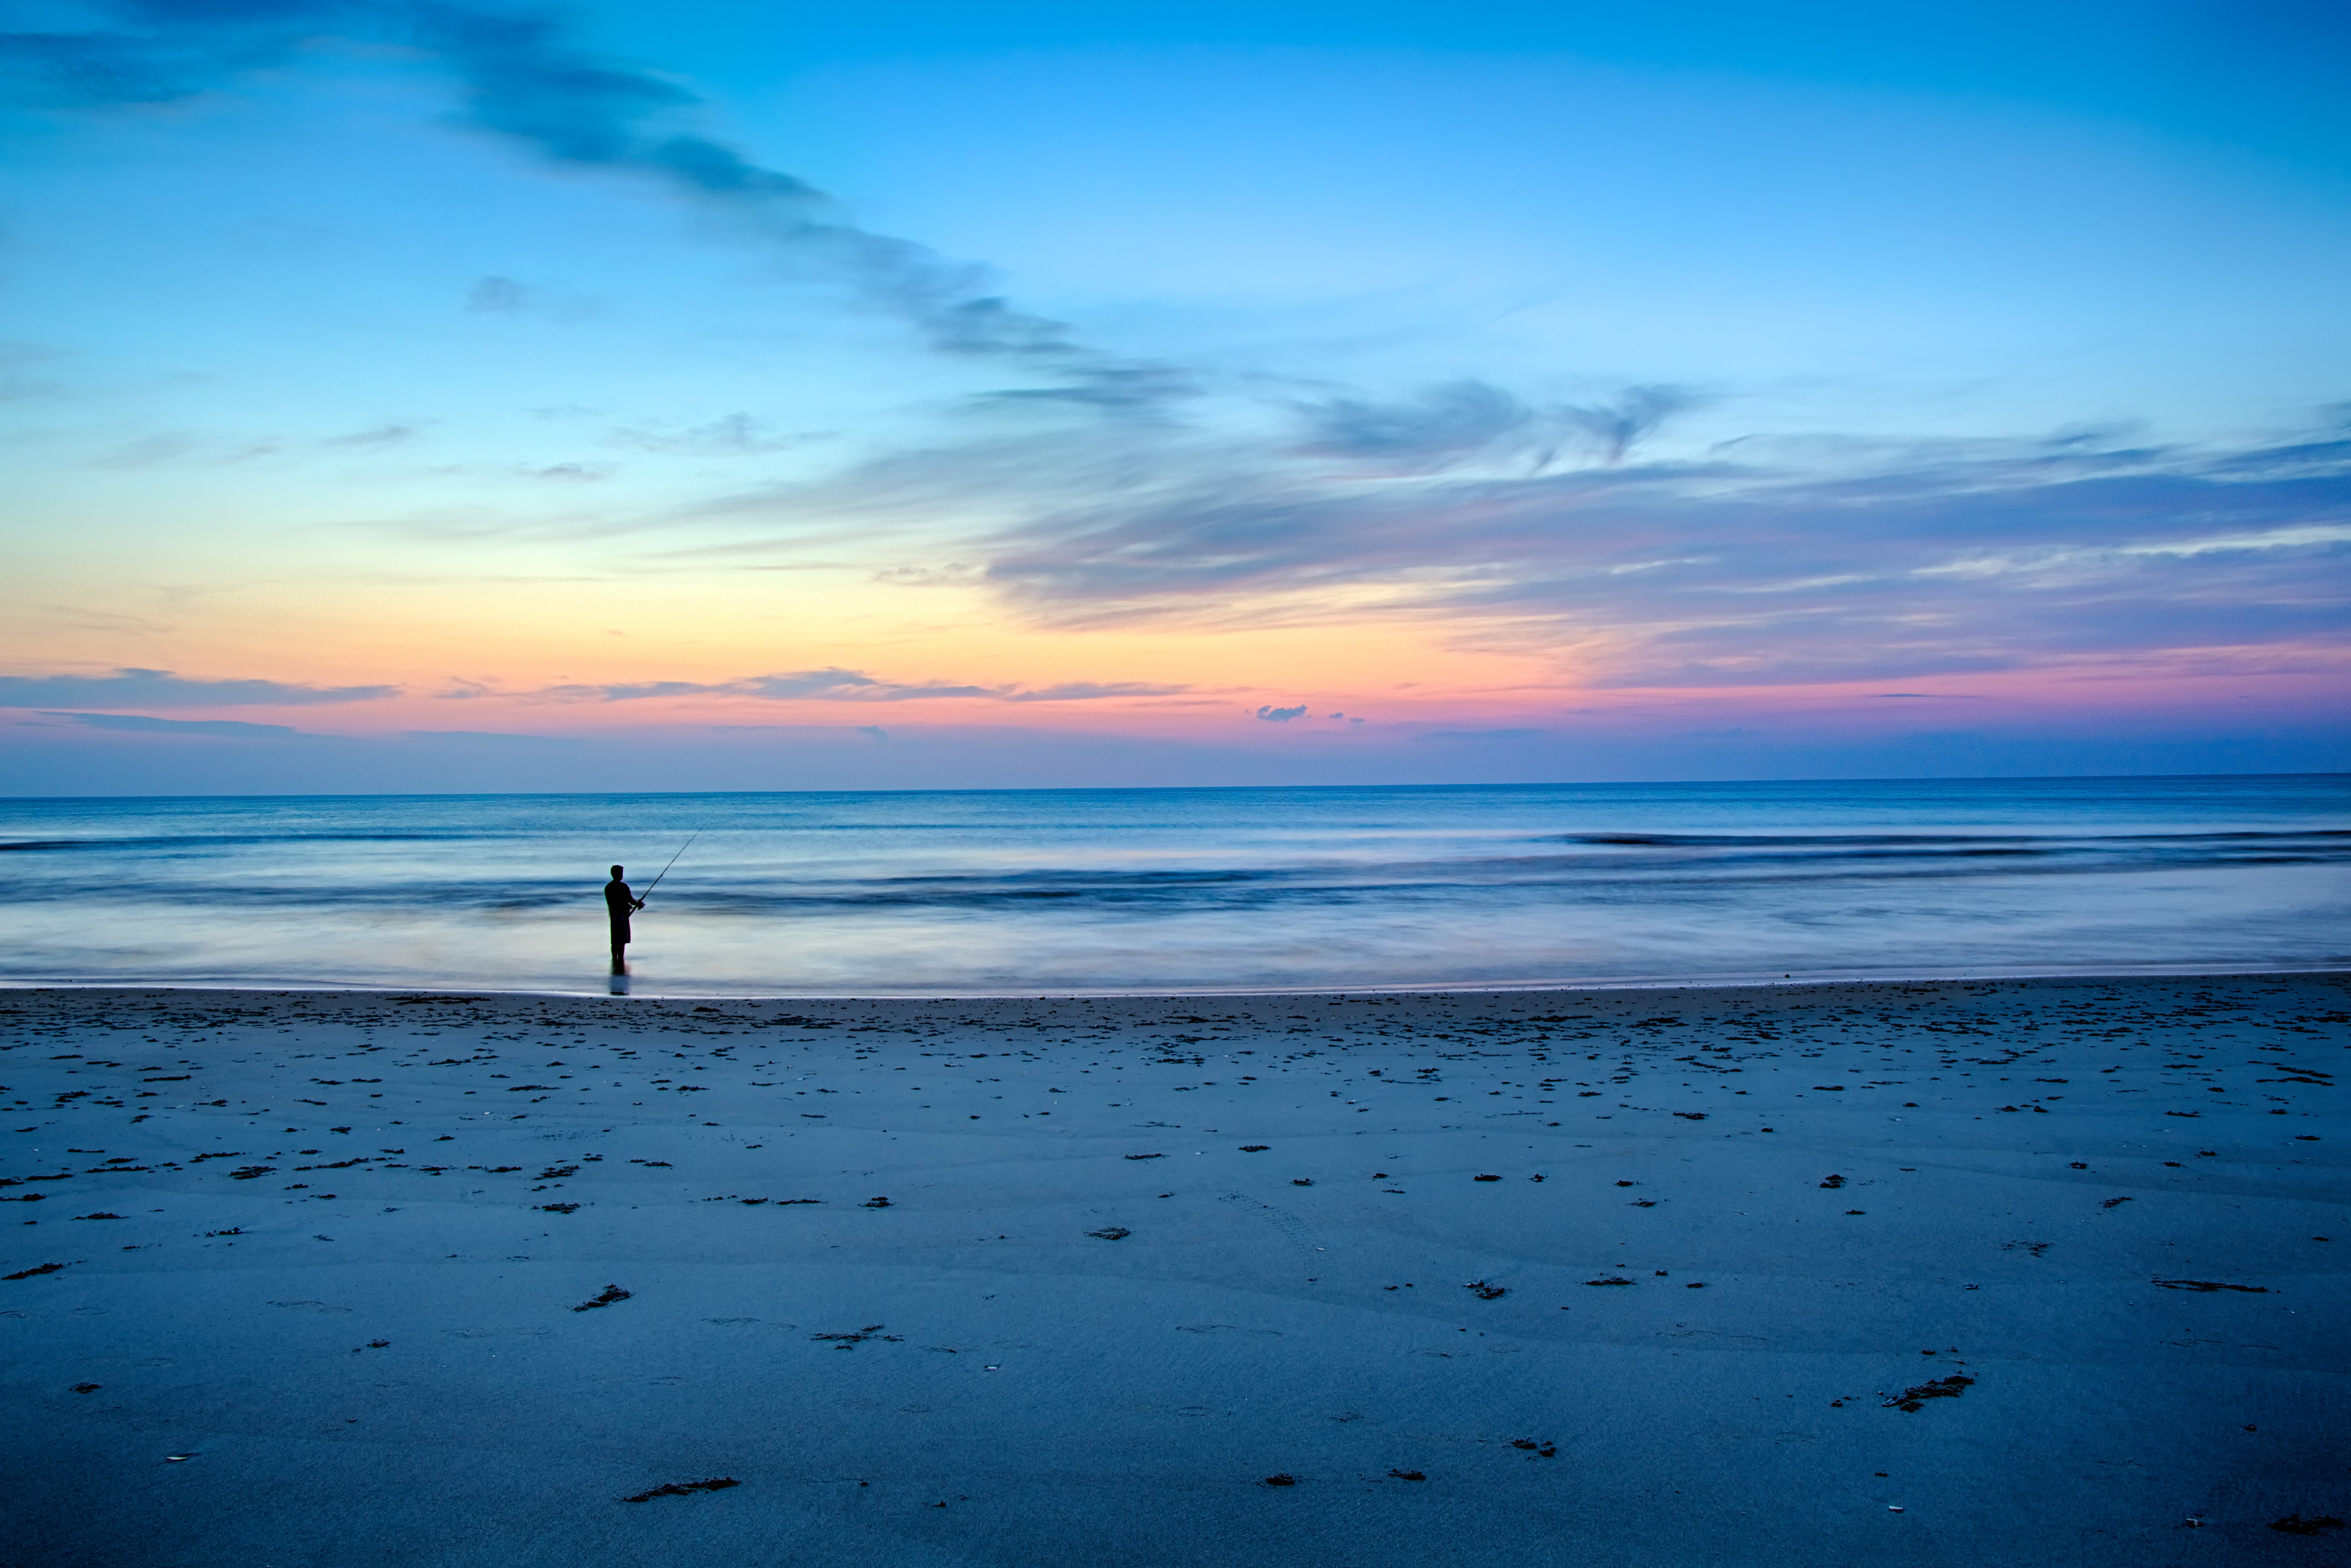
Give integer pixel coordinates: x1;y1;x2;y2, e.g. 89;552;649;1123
2;972;2343;1566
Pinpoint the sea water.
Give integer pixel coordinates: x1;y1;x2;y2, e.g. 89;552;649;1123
0;776;2342;994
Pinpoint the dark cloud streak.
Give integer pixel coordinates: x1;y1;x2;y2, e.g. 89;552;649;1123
0;668;397;707
1291;378;1699;468
1297;379;1531;461
2;0;1176;402
1563;384;1702;464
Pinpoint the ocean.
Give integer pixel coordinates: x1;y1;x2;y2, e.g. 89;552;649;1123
0;776;2342;995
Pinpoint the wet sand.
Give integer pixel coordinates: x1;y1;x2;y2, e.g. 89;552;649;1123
2;973;2344;1566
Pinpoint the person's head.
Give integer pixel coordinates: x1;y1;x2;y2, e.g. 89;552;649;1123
610;864;624;878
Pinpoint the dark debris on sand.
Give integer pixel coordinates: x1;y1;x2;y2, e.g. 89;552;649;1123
810;1325;900;1345
621;1477;739;1503
1884;1375;1974;1412
2152;1278;2267;1293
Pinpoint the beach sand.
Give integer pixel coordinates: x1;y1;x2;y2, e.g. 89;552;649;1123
2;973;2343;1566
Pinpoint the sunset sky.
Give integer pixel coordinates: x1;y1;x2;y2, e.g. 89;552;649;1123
4;0;2346;794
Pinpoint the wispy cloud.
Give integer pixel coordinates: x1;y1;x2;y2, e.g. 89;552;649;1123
542;668;1188;704
89;433;278;469
1290;378;1696;471
732;670;991;702
33;711;310;738
723;412;2348;687
83;426;424;469
1423;727;1546;741
0;340;68;402
1003;681;1192;702
466;275;528;314
323;423;421;449
607;414;823;457
0;668;397;707
401;729;587;746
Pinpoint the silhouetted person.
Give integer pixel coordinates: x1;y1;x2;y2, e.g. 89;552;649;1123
604;864;643;972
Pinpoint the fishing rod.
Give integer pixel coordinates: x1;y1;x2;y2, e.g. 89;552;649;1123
637;831;699;904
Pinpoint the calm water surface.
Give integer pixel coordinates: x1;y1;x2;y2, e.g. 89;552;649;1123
0;777;2342;994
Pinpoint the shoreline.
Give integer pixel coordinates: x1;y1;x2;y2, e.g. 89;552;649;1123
2;960;2345;1002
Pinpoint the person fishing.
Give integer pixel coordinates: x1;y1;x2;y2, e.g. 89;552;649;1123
603;835;695;976
603;864;643;972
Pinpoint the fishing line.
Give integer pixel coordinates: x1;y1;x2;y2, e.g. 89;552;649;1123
641;831;698;899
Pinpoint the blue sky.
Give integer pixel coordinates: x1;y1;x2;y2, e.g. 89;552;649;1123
1;0;2345;793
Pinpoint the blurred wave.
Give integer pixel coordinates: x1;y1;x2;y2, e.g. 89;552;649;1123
0;777;2342;992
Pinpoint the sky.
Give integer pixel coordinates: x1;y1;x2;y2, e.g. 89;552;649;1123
1;0;2346;794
